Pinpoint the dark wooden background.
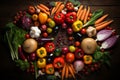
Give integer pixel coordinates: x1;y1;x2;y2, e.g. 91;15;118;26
0;0;120;80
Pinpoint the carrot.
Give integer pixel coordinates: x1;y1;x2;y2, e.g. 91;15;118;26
54;2;62;13
68;64;75;79
77;9;83;20
62;63;66;80
37;5;50;16
55;4;65;13
51;7;56;15
69;64;76;74
77;5;83;17
65;64;69;78
81;8;87;21
84;6;90;24
96;20;113;31
95;20;108;27
95;14;109;24
39;3;49;11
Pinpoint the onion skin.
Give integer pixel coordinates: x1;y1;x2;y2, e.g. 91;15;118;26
100;35;119;49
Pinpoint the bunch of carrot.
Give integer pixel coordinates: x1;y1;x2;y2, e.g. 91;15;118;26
77;5;92;24
51;1;65;16
61;63;76;80
77;5;113;31
94;14;113;31
36;3;50;16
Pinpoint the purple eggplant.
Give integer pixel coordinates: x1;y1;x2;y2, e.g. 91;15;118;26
100;35;119;49
96;29;115;41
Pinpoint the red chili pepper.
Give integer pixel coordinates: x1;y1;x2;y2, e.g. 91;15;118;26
54;13;65;24
45;42;55;53
65;12;77;24
53;57;65;68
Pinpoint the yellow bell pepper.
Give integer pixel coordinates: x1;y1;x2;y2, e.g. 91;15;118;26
83;55;93;64
37;47;47;58
39;12;48;24
37;58;46;68
72;20;83;32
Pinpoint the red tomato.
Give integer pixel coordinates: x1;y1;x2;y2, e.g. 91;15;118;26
25;34;30;39
80;28;86;34
42;32;48;37
66;52;75;63
75;41;80;47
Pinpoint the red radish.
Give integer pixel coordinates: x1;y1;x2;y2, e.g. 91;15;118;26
62;23;67;29
18;45;27;61
40;24;47;31
29;53;36;61
67;28;73;35
62;47;69;54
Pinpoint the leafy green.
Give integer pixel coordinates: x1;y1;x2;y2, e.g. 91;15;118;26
69;0;80;6
4;22;27;60
83;9;104;27
93;50;111;67
15;59;30;71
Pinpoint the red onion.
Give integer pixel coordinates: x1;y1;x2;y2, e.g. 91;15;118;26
96;29;115;41
100;35;119;49
73;60;84;73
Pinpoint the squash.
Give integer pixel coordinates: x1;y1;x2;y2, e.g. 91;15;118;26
39;12;48;24
81;38;97;54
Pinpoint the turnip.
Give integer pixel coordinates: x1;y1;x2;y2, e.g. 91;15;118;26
73;60;84;73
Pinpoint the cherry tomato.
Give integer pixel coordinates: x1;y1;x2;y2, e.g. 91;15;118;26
66;52;75;63
42;32;48;37
25;34;30;39
66;2;74;11
80;28;86;34
75;41;80;47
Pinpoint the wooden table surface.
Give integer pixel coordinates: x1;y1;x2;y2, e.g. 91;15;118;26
0;0;120;80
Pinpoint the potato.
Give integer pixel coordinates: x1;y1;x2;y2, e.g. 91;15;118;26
81;38;97;54
23;38;38;53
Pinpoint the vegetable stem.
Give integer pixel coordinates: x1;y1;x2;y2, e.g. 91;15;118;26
6;32;15;60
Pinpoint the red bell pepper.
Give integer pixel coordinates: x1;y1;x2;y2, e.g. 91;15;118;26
53;57;65;68
45;42;55;53
75;48;84;59
65;12;77;24
54;13;65;24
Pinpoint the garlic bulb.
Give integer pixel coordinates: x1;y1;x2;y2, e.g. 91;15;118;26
86;26;96;37
30;26;41;38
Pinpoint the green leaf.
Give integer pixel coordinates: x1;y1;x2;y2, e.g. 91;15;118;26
93;51;103;60
49;1;56;7
105;60;111;67
83;9;104;27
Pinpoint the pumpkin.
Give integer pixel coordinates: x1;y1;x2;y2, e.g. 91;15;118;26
39;12;48;24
